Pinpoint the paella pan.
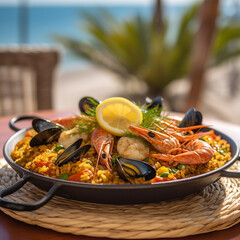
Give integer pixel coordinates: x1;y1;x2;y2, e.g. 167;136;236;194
1;96;239;210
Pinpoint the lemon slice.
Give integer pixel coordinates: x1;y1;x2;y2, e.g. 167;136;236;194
96;97;143;136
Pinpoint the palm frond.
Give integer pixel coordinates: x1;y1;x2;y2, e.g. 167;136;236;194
54;3;240;94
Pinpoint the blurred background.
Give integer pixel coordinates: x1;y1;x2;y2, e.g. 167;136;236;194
0;0;240;124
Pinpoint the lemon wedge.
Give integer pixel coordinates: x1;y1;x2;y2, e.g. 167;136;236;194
96;97;143;136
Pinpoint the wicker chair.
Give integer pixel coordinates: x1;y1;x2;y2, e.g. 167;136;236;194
0;46;59;116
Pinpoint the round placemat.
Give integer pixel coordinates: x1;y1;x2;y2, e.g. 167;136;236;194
0;158;240;239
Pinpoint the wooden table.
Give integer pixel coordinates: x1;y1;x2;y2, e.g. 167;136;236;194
0;110;240;240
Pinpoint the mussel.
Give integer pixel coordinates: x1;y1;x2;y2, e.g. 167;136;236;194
30;127;63;147
79;96;99;115
32;118;64;133
115;157;156;182
30;118;64;147
145;96;163;109
178;108;202;128
54;138;91;167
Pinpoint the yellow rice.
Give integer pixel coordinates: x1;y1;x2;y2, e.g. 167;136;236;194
11;130;231;184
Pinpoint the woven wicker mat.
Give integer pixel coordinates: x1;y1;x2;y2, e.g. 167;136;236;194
0;158;240;239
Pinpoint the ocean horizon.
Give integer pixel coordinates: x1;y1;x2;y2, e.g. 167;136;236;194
0;3;238;70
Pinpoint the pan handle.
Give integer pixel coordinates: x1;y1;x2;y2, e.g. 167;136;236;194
9;115;39;132
220;157;240;178
221;170;240;178
0;175;60;211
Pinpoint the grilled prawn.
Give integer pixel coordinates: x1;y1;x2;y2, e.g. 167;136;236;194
91;127;114;171
149;139;214;164
154;122;213;143
129;124;214;165
128;125;180;154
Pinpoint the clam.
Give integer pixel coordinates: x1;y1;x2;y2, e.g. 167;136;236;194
178;108;202;128
115;157;156;182
32;118;64;133
54;138;91;167
79;96;99;115
145;96;163;109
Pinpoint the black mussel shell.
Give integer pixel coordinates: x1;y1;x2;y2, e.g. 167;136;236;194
146;96;163;109
55;138;82;166
115;159;129;182
79;96;99;115
195;111;202;125
116;157;156;182
30;127;63;147
55;138;91;167
32;118;64;133
178;108;202;128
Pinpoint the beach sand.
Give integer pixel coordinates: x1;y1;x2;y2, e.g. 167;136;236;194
54;59;240;125
54;65;125;110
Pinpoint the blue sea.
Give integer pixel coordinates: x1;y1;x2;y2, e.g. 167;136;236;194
0;3;238;70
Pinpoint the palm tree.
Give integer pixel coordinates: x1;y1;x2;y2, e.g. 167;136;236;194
54;2;240;97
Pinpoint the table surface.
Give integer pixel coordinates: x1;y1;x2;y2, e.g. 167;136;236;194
0;109;240;240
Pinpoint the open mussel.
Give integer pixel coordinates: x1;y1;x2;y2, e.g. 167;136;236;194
145;96;163;109
178;108;202;128
115;157;156;182
30;118;65;147
54;138;91;167
79;96;99;115
30;127;63;147
32;118;64;133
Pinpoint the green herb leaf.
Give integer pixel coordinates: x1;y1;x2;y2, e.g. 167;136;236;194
111;155;120;165
86;160;93;165
59;173;69;180
170;168;178;173
178;164;186;170
143;157;149;162
55;145;64;152
218;149;227;154
161;172;169;178
82;97;98;117
111;158;116;165
140;106;164;129
74;115;98;134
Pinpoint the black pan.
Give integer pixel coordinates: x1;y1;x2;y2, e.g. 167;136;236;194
0;115;240;211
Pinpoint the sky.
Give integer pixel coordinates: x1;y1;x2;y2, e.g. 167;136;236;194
0;0;199;6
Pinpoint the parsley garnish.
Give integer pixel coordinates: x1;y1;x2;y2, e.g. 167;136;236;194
140;106;165;129
74;115;98;134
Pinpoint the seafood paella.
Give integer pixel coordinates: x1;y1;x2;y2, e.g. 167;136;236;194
11;97;232;184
